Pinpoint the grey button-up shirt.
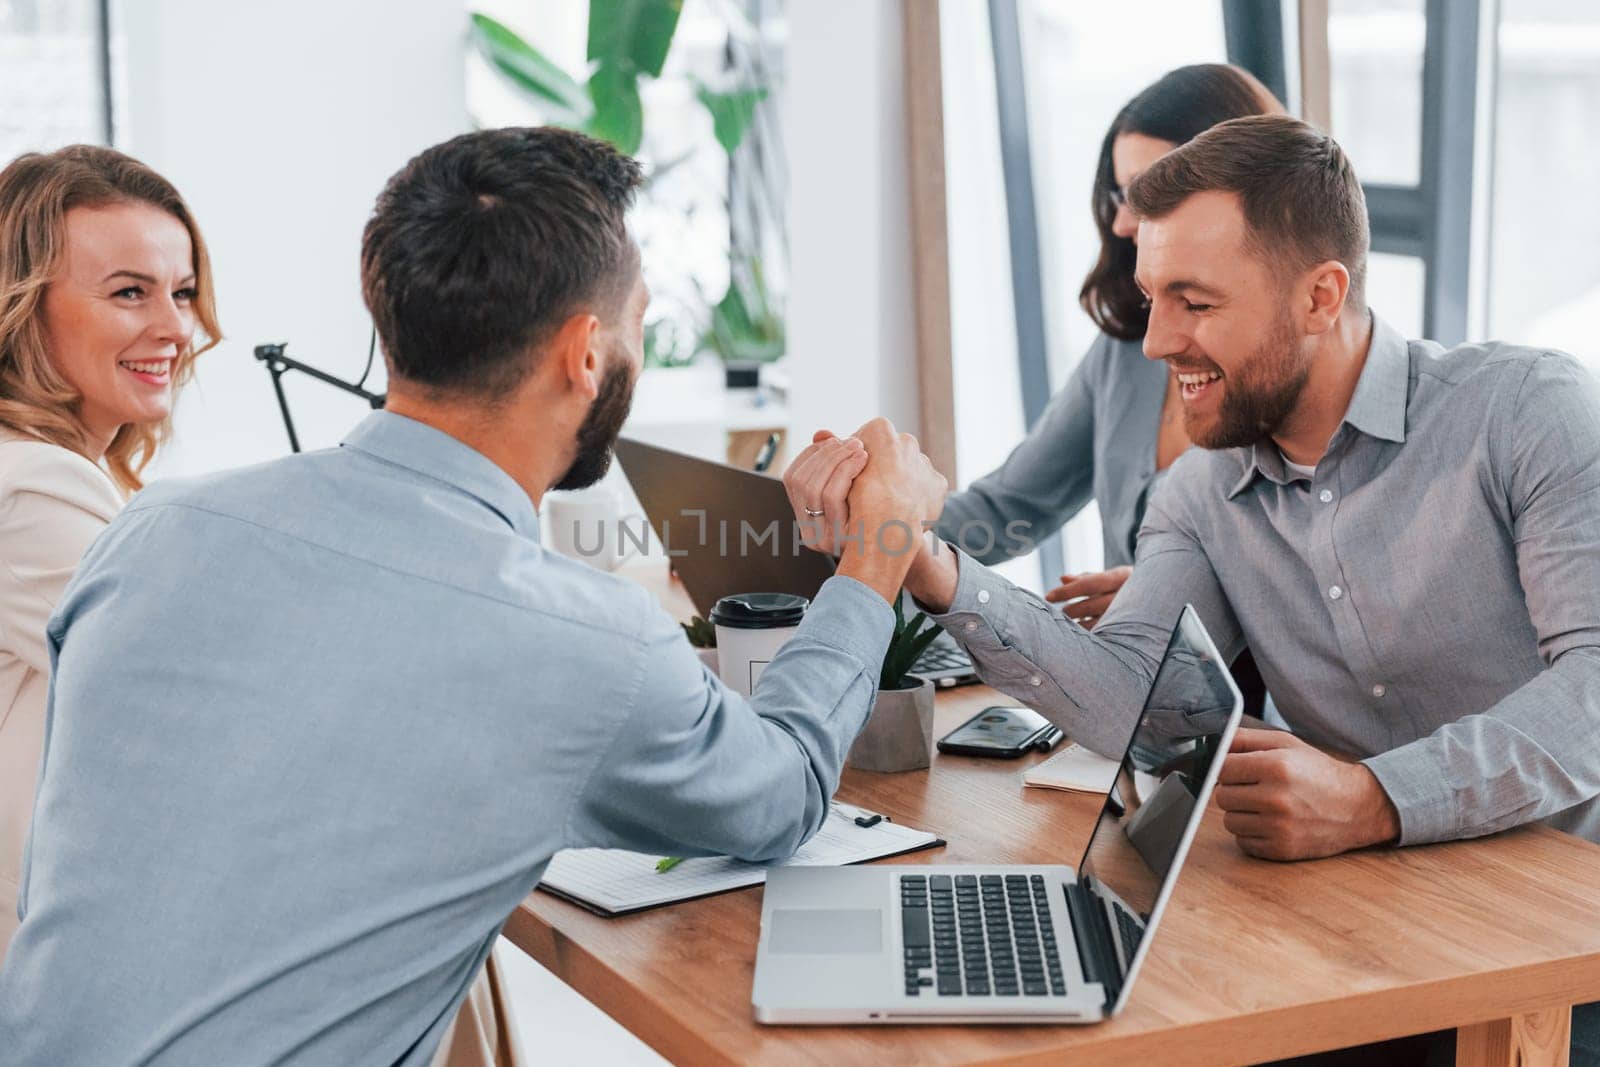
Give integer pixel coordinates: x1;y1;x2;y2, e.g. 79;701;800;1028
932;315;1600;847
936;332;1165;568
0;412;892;1065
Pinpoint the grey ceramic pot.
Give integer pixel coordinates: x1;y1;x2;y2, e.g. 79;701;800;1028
847;678;936;772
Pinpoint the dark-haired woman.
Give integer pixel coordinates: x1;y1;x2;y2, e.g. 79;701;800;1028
935;63;1282;632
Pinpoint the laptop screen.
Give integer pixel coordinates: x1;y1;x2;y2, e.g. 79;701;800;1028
1074;604;1242;1008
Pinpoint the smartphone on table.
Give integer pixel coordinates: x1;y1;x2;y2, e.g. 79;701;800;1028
936;705;1064;758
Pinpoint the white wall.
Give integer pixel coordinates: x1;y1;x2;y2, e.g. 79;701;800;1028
119;0;468;478
125;0;913;482
784;0;920;446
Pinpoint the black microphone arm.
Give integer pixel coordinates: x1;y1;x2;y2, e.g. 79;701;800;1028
254;342;386;454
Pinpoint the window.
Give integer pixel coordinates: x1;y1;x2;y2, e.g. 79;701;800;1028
1019;0;1228;388
1241;0;1482;345
1365;253;1425;340
0;0;112;157
945;0;1226;588
1487;0;1600;371
1327;0;1425;186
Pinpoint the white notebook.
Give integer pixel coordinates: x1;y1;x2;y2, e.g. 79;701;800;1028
539;804;944;917
1023;741;1158;799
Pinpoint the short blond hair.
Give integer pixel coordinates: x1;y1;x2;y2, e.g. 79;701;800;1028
0;145;221;493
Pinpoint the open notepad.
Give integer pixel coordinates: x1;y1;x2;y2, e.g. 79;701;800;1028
538;804;944;917
1023;741;1158;799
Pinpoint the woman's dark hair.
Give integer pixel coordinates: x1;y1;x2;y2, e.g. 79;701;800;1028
1080;64;1284;340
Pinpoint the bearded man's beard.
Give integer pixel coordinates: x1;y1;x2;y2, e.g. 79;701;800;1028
552;355;636;492
1185;311;1311;450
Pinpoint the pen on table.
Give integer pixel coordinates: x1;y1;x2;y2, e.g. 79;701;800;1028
657;803;888;872
752;432;780;473
831;801;888;828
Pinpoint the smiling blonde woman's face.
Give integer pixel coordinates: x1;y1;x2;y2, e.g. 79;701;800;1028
40;202;197;452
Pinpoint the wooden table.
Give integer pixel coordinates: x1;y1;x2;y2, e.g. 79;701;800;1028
504;563;1600;1065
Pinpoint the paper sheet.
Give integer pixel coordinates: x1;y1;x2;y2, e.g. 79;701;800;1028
1023;742;1159;799
1022;742;1121;793
540;807;941;916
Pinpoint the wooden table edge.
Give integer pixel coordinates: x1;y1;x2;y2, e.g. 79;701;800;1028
505;893;1600;1067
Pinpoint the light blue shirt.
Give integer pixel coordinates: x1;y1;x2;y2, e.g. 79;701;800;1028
0;411;891;1065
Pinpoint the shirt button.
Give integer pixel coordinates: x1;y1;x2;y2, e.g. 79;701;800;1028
1372;683;1387;698
977;590;991;604
1328;585;1343;601
964;620;977;632
1319;489;1333;503
1029;675;1043;687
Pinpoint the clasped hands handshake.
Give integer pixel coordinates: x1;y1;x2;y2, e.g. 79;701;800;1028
781;419;1400;863
779;420;949;607
781;421;1133;625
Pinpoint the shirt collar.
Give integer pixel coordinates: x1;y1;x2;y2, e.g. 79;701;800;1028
1226;312;1411;499
340;411;541;540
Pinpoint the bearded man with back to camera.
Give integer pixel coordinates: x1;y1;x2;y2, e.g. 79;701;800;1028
0;126;947;1064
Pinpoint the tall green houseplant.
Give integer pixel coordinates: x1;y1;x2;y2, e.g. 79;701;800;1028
469;2;783;369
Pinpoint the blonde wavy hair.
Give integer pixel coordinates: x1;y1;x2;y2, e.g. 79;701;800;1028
0;145;220;494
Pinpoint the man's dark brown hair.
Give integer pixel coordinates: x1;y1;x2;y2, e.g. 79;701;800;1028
361;126;643;398
1127;114;1369;309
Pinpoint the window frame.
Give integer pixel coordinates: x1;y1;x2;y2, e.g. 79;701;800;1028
1225;0;1489;345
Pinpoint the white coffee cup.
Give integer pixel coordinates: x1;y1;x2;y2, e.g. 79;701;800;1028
710;592;809;698
544;485;649;572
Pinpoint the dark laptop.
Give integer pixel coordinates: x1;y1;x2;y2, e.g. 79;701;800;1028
614;436;977;686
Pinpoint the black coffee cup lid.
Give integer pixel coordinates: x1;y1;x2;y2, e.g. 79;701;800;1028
709;592;809;629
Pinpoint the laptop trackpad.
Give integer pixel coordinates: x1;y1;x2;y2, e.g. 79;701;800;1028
769;909;882;954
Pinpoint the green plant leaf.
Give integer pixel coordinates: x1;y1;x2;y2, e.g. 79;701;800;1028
880;610;944;691
903;623;944;670
589;0;683;78
587;65;644;155
469;13;591;126
694;82;768;155
702;257;785;363
679;615;717;648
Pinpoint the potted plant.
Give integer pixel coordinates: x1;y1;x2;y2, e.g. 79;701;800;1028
468;6;783;383
681;614;719;674
698;255;785;388
847;598;944;773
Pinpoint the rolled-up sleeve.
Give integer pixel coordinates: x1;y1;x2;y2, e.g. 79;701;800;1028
1364;353;1600;844
569;574;892;864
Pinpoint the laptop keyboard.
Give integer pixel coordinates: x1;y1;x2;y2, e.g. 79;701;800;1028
899;874;1067;997
1113;899;1144;960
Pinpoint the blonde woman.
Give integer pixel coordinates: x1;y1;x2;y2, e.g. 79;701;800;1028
0;145;218;957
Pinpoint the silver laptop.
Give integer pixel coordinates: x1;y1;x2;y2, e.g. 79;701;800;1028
752;605;1242;1023
614;436;977;686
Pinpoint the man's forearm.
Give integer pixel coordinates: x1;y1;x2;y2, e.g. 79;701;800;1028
836;536;918;605
1362;650;1600;845
902;536;959;612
